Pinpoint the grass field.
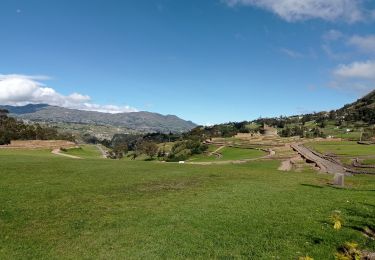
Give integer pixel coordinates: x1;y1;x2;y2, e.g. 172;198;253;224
189;147;265;162
61;145;103;159
306;141;375;157
362;159;375;165
0;149;374;258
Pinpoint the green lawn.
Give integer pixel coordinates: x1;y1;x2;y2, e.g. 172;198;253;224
0;149;374;259
189;147;265;162
362;159;375;165
306;141;375;157
61;145;103;159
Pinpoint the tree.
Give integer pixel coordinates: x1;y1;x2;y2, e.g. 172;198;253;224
0;109;9;118
112;143;128;159
0;130;11;145
140;141;159;159
0;113;75;144
319;120;327;128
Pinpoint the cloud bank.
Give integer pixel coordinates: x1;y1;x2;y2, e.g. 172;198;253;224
331;61;375;94
0;74;137;113
223;0;365;22
348;35;375;53
334;60;375;79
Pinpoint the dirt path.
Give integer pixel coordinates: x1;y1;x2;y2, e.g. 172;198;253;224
291;143;347;175
51;149;81;159
186;149;274;165
212;146;225;154
209;145;225;158
96;145;108;158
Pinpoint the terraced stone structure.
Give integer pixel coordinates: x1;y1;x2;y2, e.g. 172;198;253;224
260;124;278;137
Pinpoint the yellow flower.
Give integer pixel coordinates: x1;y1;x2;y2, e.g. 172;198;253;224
330;211;343;230
333;220;342;230
299;256;314;260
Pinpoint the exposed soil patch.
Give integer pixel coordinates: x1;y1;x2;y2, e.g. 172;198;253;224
278;159;292;171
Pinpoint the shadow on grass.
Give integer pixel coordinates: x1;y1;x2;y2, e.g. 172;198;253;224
322;184;375;192
360;202;375;208
301;183;324;189
343;205;375;240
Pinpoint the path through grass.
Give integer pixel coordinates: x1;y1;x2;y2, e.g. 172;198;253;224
189;147;265;162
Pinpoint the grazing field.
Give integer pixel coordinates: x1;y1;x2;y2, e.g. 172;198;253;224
189;147;265;162
0;149;374;259
306;141;375;157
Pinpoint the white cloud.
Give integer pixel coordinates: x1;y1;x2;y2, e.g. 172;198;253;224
348;35;375;53
0;74;51;81
223;0;364;23
329;79;374;94
0;74;137;113
330;61;375;94
334;60;375;79
280;48;303;58
322;30;344;42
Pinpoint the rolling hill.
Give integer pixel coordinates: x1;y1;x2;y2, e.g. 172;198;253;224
337;89;375;124
0;104;196;133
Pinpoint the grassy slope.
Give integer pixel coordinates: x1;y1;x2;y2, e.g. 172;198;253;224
61;145;103;159
0;149;374;259
189;147;265;162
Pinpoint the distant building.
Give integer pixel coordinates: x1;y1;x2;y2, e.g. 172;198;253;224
260;124;278;136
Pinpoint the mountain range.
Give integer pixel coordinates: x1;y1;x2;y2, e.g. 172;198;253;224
0;104;196;133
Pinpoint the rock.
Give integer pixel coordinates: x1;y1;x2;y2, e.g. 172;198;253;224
333;173;344;187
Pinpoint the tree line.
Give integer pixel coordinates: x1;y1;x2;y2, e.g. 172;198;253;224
0;109;74;145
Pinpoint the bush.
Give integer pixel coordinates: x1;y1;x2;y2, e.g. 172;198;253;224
167;140;208;162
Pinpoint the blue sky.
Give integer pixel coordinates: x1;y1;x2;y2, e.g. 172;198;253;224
0;0;375;125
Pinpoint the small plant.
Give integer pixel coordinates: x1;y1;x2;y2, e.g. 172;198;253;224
299;255;314;260
330;211;343;230
335;242;362;260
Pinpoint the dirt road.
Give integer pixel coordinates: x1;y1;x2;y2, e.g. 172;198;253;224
51;149;81;159
291;143;347;175
96;145;108;158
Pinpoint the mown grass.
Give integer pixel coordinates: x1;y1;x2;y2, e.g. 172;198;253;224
189;147;265;162
306;141;375;157
0;149;374;259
